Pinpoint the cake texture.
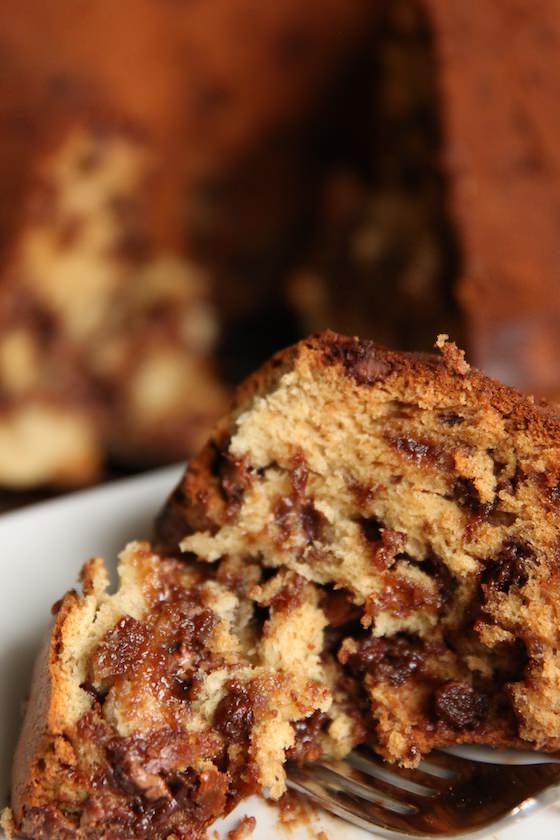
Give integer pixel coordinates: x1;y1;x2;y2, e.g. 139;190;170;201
158;331;560;765
9;331;560;838
8;542;336;839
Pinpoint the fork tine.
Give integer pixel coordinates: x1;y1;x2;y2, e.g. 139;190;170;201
288;750;560;838
309;762;420;811
351;746;491;784
312;749;507;834
419;749;482;776
417;757;457;780
346;750;442;796
287;764;423;838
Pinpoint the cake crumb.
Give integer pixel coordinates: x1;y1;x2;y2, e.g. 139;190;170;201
435;334;470;375
277;793;330;837
278;790;316;829
227;815;257;839
1;807;15;839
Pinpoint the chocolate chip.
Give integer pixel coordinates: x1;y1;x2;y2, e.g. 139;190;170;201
359;519;406;569
388;435;434;465
267;456;316;543
287;711;329;762
215;450;254;517
267;573;305;612
213;682;254;742
321;588;362;627
300;501;324;543
481;539;536;593
420;554;457;609
351;354;392;385
341;635;427;686
439;412;464;427
90;615;151;688
321;335;391;385
434;681;488;729
349;481;375;508
453;477;495;517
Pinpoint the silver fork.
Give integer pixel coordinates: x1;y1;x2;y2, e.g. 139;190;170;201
287;746;560;838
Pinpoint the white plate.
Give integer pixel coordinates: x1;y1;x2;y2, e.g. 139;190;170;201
1;466;559;839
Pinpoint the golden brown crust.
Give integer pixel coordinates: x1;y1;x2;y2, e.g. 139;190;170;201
157;329;560;546
11;632;59;827
11;586;97;830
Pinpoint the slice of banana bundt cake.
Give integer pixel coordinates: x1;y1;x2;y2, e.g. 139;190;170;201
158;330;560;765
7;542;335;839
9;331;560;839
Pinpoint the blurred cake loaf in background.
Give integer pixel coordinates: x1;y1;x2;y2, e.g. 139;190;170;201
0;0;559;490
288;0;560;389
429;1;560;394
0;0;374;489
287;0;457;353
0;125;226;487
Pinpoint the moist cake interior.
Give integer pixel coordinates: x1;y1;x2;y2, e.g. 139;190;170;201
10;332;560;839
162;333;560;765
10;543;334;839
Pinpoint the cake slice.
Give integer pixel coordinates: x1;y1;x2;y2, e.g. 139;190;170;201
9;331;560;838
158;330;560;764
7;542;335;839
